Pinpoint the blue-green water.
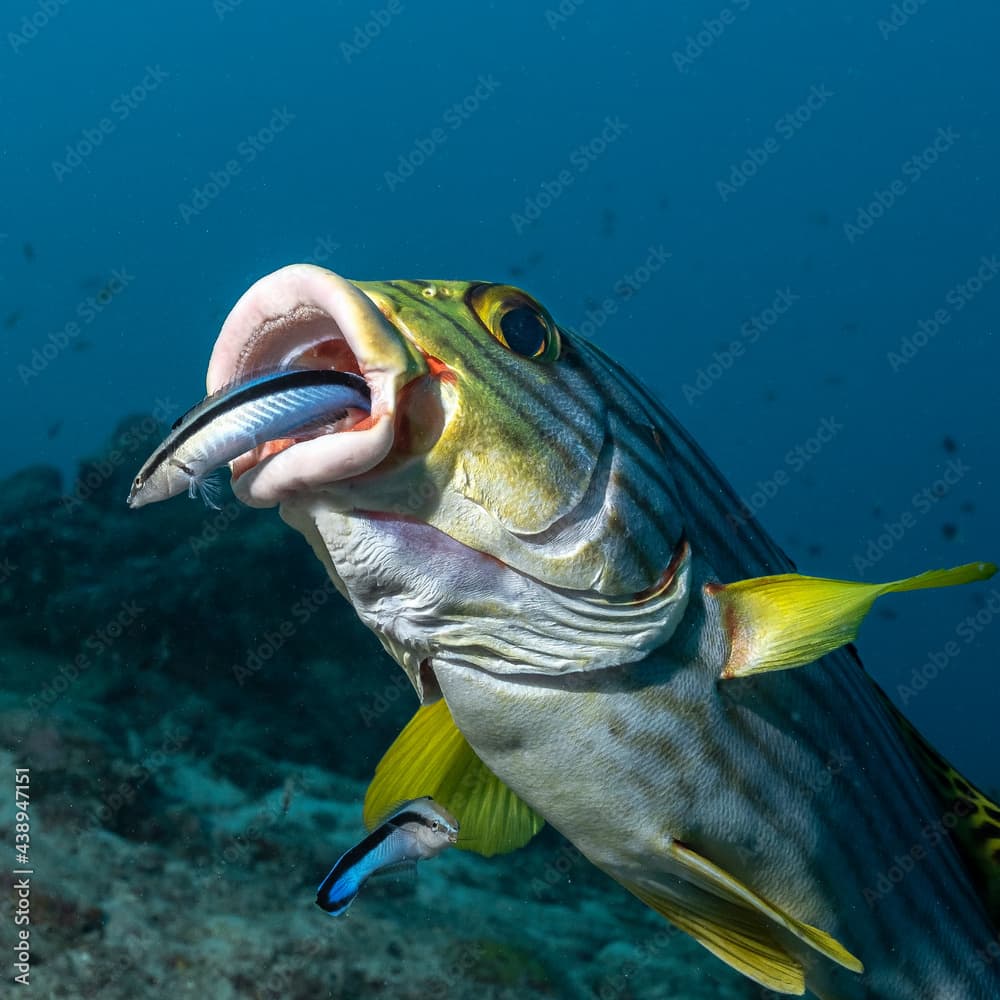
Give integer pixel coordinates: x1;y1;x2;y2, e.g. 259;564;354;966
2;2;998;997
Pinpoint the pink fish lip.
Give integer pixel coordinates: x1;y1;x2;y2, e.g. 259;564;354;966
205;264;424;508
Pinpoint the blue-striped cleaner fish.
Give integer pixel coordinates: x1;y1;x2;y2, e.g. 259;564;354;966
170;263;998;997
316;797;459;916
126;368;371;509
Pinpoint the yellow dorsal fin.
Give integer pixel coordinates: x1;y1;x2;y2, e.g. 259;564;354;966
880;691;1000;923
710;561;996;679
666;842;864;975
364;698;544;857
619;878;806;994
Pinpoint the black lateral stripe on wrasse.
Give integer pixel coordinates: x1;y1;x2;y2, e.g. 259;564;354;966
386;809;437;829
327;822;396;878
148;368;370;473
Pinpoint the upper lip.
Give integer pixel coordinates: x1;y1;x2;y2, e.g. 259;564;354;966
205;264;424;507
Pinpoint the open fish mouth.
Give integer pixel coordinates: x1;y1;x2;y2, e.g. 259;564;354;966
206;264;425;507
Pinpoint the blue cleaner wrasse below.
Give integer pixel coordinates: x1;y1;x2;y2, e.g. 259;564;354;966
126;368;371;509
316;797;459;916
186;264;1000;998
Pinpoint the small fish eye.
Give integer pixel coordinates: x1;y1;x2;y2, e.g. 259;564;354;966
431;821;440;831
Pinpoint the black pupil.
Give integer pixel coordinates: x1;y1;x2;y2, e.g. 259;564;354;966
499;307;546;356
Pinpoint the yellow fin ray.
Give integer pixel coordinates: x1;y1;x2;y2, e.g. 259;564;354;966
712;561;996;679
364;698;544;857
616;839;864;993
667;842;863;974
621;879;806;994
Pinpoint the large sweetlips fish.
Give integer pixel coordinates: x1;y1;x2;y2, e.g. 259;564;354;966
201;264;1000;998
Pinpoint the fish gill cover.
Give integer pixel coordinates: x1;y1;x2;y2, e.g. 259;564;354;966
1;2;999;999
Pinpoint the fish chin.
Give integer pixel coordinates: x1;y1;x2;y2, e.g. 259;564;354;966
280;501;692;696
205;264;425;508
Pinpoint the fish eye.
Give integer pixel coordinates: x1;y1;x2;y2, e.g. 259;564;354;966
431;821;441;831
468;284;560;361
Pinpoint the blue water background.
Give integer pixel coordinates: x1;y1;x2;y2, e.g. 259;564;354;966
1;1;998;785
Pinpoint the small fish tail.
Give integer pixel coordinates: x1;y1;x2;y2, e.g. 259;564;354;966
316;869;361;916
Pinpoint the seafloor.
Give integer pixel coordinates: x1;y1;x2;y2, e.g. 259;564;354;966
0;411;759;999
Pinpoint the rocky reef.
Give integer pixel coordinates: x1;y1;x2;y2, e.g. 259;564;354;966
0;412;757;999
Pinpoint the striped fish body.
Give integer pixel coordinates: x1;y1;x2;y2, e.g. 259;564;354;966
202;267;1000;998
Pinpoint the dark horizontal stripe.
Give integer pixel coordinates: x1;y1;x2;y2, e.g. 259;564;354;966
147;369;370;476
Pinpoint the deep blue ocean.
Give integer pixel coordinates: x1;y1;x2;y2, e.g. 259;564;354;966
2;3;999;997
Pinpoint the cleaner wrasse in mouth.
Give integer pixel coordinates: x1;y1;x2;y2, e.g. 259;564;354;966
316;797;459;916
147;264;1000;998
126;368;371;509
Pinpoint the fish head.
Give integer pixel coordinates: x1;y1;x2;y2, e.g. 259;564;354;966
208;264;692;698
128;452;192;509
397;797;461;853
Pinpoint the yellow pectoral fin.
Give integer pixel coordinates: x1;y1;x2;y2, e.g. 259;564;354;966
364;698;545;858
620;879;807;994
711;561;996;679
